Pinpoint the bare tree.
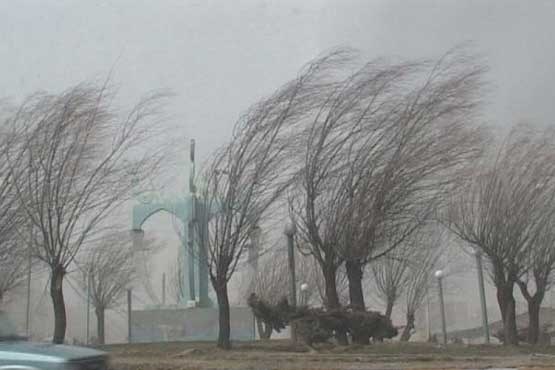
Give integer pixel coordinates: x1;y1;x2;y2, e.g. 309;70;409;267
400;231;443;341
516;210;555;344
167;254;186;304
447;125;555;345
0;238;30;304
4;83;168;343
337;48;485;319
291;47;485;345
239;251;289;339
197;52;344;349
371;244;411;320
78;232;136;345
0;105;32;303
288;51;409;344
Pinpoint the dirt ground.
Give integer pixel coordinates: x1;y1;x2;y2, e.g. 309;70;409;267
105;340;555;370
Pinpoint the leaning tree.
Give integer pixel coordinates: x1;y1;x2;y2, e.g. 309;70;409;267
447;125;555;345
290;47;486;345
197;51;347;349
334;48;486;323
76;231;158;345
4;83;168;343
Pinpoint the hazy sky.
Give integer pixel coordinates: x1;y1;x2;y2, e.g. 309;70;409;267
2;0;555;161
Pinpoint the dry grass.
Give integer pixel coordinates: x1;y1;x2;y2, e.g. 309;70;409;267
104;340;555;370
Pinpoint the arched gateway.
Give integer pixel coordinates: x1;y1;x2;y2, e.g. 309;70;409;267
130;139;212;307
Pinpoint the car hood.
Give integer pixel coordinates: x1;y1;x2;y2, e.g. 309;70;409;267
0;341;106;362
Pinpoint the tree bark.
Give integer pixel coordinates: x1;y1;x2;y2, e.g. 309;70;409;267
496;282;518;345
323;264;348;345
215;280;231;349
385;301;394;320
95;306;105;345
517;280;545;345
400;312;415;342
345;259;369;344
345;260;365;310
50;264;66;344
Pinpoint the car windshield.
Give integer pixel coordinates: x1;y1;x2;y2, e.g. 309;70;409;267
0;311;20;340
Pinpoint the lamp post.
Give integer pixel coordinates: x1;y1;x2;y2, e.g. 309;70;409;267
471;248;490;344
300;283;309;306
127;289;132;343
284;220;297;342
86;271;91;345
435;270;448;346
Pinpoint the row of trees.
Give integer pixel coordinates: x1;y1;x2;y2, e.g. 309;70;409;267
199;46;555;349
3;45;553;349
0;84;168;343
196;47;490;349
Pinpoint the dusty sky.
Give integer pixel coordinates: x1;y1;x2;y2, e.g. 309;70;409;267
2;0;555;341
2;0;555;160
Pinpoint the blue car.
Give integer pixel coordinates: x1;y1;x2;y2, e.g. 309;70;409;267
0;311;107;370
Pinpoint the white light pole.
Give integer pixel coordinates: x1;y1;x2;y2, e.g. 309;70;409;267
435;269;448;346
300;283;309;306
284;220;297;343
470;248;490;344
86;270;91;345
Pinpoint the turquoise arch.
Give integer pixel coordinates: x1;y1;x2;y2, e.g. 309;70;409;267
131;196;211;307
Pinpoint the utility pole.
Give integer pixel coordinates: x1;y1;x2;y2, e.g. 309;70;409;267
284;220;297;343
435;270;448;346
472;248;490;344
127;289;132;343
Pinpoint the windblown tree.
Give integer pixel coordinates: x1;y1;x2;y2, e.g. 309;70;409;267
336;49;485;321
198;52;345;349
399;231;443;341
78;232;136;345
447;125;555;345
0;237;30;304
4;84;168;343
239;250;321;339
371;244;412;320
0;111;31;303
238;251;289;339
291;47;485;344
167;254;186;304
516;200;555;344
289;52;414;344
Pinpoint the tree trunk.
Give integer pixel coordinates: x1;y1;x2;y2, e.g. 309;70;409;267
385;301;394;320
527;298;541;345
517;281;545;345
215;280;231;349
400;312;415;342
95;306;105;345
323;264;348;345
50;265;66;344
496;282;518;345
345;260;365;310
346;259;369;344
256;318;272;340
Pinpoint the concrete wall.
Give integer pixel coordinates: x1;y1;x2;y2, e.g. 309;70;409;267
131;306;255;342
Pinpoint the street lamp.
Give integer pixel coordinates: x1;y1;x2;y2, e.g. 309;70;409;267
300;283;309;306
284;220;297;342
470;248;490;344
435;269;448;346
